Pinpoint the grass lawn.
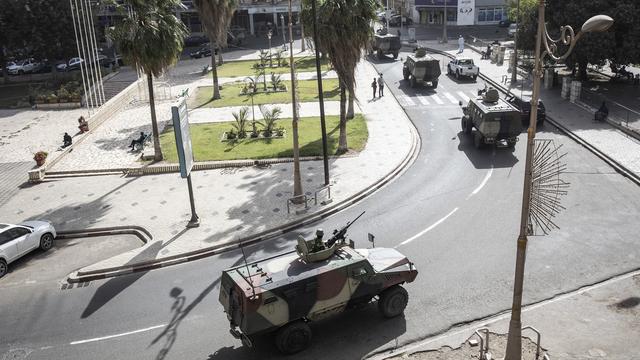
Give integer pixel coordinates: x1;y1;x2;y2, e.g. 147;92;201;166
159;114;367;162
214;57;330;78
191;78;340;108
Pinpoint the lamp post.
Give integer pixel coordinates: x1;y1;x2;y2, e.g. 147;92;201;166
310;0;330;185
510;0;520;84
442;0;448;43
280;14;287;50
267;29;273;68
503;2;613;359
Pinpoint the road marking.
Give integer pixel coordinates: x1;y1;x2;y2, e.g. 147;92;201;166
403;95;416;106
466;167;493;199
70;324;165;345
443;92;459;104
417;95;430;105
396;208;459;247
430;94;444;104
456;91;470;102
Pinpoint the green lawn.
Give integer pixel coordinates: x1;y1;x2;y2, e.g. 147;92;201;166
191;78;340;108
160;114;367;162
214;57;330;78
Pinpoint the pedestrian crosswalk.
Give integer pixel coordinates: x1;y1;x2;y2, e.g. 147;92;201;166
397;90;479;108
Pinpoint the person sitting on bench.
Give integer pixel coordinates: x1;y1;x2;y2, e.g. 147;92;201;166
61;132;72;149
595;101;609;122
130;131;146;150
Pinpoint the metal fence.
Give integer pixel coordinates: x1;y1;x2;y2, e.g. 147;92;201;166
580;86;640;131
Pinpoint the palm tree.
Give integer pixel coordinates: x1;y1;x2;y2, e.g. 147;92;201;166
193;0;237;100
109;0;188;161
231;106;249;138
258;105;283;137
301;0;378;153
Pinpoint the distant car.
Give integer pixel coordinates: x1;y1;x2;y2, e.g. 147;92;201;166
508;23;517;38
7;58;43;75
506;94;546;126
499;19;512;27
184;34;209;47
189;43;219;59
447;57;479;80
388;15;412;27
0;221;56;278
57;57;84;71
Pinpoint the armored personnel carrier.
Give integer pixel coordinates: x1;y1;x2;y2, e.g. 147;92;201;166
403;47;441;88
370;32;401;59
218;213;418;354
460;87;522;148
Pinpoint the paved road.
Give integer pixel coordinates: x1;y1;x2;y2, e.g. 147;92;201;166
2;53;640;360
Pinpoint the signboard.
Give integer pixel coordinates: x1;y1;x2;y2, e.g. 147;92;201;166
171;98;193;179
247;5;300;14
408;28;416;42
457;0;475;25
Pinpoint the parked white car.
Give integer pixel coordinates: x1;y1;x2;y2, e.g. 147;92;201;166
508;23;517;38
7;58;43;75
0;221;56;278
447;57;479;80
57;57;84;71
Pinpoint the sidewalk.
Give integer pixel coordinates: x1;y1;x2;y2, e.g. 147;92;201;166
371;270;640;360
420;40;640;178
0;55;418;280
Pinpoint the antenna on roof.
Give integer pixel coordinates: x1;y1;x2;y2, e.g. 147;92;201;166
240;244;257;299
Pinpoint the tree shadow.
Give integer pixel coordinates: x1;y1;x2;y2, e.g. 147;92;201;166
456;132;519;169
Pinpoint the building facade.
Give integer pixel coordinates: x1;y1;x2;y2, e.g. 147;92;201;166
411;0;509;25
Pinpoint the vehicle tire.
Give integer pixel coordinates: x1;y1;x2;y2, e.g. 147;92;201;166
40;233;54;251
447;66;451;75
474;131;483;149
393;52;398;60
456;70;460;80
378;285;408;318
409;76;416;88
403;69;409;81
461;116;472;134
472;75;477;81
0;259;7;278
432;80;438;88
377;50;384;59
18;70;24;75
275;321;312;354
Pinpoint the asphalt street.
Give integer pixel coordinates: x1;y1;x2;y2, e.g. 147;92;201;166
2;52;640;360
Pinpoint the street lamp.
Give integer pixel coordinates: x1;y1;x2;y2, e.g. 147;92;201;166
310;0;330;185
267;29;273;68
280;14;287;50
442;0;447;43
503;2;613;359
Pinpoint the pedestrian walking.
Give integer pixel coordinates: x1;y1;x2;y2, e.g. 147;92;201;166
371;78;378;98
457;35;465;54
377;74;385;97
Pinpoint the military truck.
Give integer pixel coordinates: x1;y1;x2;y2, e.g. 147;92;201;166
370;32;401;59
403;48;441;88
460;87;522;148
218;213;418;354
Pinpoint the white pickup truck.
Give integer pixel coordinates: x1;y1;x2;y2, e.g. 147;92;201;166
447;57;479;80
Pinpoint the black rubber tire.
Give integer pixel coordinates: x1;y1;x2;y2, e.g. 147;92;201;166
472;75;477;81
378;285;409;318
275;321;312;354
474;131;483;149
377;50;383;59
403;69;409;81
462;116;472;134
393;52;398;59
432;80;438;88
447;66;451;75
409;76;416;88
40;233;54;251
0;259;7;278
456;71;460;80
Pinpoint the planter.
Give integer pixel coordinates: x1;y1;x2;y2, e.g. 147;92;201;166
222;130;286;142
35;158;46;167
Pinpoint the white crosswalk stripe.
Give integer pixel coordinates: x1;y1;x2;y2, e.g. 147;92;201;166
430;94;444;104
443;92;459;104
457;91;470;102
403;95;416;106
417;95;430;105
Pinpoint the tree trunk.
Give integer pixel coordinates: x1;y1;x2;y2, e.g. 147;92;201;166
211;44;221;100
347;89;355;119
218;51;224;66
147;72;163;161
338;83;348;153
300;22;305;52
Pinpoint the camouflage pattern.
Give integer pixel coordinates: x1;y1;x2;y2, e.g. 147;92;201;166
461;88;522;147
219;246;417;339
403;50;441;88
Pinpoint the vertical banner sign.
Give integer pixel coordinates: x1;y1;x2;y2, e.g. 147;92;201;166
172;98;193;179
457;0;475;26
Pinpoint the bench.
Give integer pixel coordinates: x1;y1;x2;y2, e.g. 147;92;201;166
177;88;190;99
594;110;608;123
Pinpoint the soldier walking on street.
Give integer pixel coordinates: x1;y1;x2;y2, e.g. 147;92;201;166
371;78;378;98
378;74;385;97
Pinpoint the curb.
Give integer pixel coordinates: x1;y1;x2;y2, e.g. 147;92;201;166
424;46;640;187
67;75;422;283
57;225;153;244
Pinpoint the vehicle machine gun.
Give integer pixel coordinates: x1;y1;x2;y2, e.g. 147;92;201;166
326;211;365;247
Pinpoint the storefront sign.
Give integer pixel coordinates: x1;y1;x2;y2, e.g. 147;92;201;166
457;0;474;25
248;5;300;14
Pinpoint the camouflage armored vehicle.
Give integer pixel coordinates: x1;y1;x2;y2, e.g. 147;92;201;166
370;32;401;59
219;213;418;354
460;87;522;148
403;48;441;88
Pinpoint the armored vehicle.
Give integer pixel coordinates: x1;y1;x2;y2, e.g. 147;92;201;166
371;32;401;59
460;87;522;148
403;48;441;88
219;213;418;354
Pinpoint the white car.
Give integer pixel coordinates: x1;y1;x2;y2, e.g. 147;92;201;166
57;57;84;72
7;58;42;75
0;221;56;278
447;57;479;80
508;23;517;38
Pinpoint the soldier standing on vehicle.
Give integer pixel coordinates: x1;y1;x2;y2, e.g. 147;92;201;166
371;78;378;98
311;229;325;252
378;74;385;97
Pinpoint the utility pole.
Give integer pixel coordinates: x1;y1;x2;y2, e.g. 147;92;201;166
442;0;448;43
311;0;330;185
510;0;520;84
288;0;303;200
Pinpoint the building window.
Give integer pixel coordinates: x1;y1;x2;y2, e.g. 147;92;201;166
494;8;502;22
485;8;494;22
478;9;486;22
